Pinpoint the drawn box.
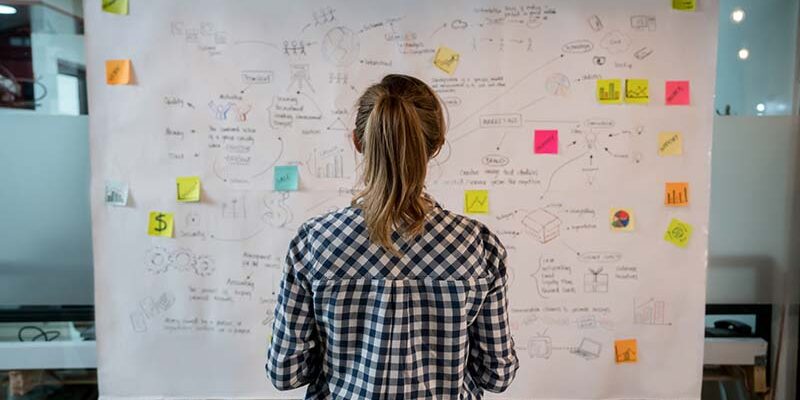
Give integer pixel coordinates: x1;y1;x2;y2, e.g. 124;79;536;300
522;209;561;243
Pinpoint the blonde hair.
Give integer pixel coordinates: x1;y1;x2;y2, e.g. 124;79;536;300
352;74;446;254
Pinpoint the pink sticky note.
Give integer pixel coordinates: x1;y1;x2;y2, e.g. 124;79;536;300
534;130;558;154
665;81;690;105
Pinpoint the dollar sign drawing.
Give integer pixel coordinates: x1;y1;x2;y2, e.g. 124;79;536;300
154;213;169;232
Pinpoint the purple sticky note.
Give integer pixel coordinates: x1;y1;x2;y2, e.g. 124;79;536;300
665;81;690;105
534;130;558;154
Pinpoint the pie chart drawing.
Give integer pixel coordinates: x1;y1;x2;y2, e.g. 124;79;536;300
611;209;632;230
545;73;571;96
322;26;360;67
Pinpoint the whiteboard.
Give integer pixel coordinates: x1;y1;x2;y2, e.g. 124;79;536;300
85;1;718;398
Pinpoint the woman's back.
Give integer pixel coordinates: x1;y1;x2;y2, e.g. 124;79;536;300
266;74;518;399
267;202;518;399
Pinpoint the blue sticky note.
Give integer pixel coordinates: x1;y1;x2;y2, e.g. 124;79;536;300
274;165;299;191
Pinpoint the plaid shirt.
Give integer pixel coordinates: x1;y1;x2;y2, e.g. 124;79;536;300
266;201;519;399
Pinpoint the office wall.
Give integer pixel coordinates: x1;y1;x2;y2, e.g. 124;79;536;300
708;115;799;400
0;114;93;305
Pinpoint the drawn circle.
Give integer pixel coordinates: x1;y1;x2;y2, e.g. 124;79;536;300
145;247;170;274
611;210;631;228
670;226;687;240
321;27;359;67
194;256;215;277
169;249;196;272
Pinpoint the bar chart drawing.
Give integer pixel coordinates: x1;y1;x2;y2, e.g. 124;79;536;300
665;182;689;206
634;298;671;325
598;81;620;102
309;147;346;179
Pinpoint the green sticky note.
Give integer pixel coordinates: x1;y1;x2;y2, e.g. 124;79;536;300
664;218;693;248
672;0;696;11
102;0;129;15
274;165;299;191
176;176;201;202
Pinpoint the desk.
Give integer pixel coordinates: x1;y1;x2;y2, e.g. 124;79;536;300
0;341;96;370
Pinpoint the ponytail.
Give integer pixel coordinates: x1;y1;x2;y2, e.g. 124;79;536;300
352;75;445;255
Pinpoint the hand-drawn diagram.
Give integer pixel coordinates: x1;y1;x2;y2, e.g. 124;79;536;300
145;247;216;277
130;292;176;333
89;2;716;397
522;209;561;243
518;330;603;361
584;268;609;293
634;298;672;326
321;27;360;67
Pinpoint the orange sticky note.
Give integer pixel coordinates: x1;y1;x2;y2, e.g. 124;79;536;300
615;339;638;363
106;59;131;85
665;182;689;206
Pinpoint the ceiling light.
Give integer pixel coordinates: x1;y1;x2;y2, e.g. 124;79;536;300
0;5;18;14
738;48;749;60
731;8;745;23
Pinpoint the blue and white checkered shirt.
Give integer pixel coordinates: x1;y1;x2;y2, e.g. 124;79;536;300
266;200;519;399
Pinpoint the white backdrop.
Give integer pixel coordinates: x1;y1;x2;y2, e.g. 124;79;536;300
86;1;718;398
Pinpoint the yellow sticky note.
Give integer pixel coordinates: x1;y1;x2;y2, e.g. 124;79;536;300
658;132;683;156
464;190;489;214
176;176;201;202
434;46;460;75
664;218;693;248
665;182;689;206
672;0;696;11
106;59;131;85
610;209;634;232
102;0;129;15
597;79;622;104
148;211;174;237
624;79;649;104
615;339;638;363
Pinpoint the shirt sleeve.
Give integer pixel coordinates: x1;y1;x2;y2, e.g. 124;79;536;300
266;224;322;390
467;227;519;393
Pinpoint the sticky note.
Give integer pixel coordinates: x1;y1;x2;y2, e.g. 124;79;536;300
534;130;559;154
658;132;683;156
102;0;129;15
105;180;129;206
176;176;201;202
433;46;460;75
148;211;174;237
615;339;638;363
664;218;693;248
665;182;689;206
464;190;489;214
672;0;696;11
597;79;622;104
624;79;649;104
274;165;299;191
610;209;634;232
106;59;131;85
666;81;690;105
